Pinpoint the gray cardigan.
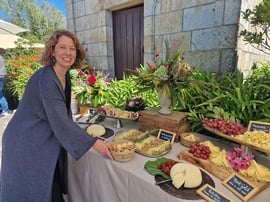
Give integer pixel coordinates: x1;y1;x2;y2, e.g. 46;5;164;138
0;66;97;201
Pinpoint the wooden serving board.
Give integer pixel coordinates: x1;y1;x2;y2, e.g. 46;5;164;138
204;126;270;154
178;150;269;198
178;150;231;181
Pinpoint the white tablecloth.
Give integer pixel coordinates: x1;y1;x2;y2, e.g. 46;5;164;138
65;118;270;202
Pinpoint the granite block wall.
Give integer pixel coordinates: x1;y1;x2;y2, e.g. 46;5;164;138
66;0;269;77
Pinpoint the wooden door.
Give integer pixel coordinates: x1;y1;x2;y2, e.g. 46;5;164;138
113;5;144;79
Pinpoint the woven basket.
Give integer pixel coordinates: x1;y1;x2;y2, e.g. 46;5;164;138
111;148;135;162
180;133;200;147
110;140;135;162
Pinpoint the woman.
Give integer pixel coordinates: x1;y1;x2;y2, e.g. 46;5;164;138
0;29;112;202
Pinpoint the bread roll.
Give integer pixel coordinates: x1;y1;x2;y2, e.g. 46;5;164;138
86;124;106;137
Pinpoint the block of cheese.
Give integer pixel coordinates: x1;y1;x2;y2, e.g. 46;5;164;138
170;163;202;189
86;124;106;137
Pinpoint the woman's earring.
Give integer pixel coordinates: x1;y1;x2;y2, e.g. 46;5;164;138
51;56;56;64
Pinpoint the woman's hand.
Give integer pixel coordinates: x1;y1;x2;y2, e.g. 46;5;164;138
92;139;113;160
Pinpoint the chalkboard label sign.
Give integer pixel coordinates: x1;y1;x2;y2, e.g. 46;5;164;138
157;129;176;144
247;121;270;133
223;173;258;201
196;184;232;202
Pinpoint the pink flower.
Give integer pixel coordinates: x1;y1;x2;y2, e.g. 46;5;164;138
148;62;157;70
230;160;240;171
244;153;254;161
226;147;254;171
239;161;249;170
226;151;235;161
87;74;96;85
78;71;85;77
155;53;160;58
234;147;243;156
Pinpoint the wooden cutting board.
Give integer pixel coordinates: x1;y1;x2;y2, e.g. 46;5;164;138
203;126;270;154
178;150;268;189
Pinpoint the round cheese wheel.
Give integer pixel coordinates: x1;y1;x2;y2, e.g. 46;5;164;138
86;124;106;137
170;163;202;189
170;163;186;178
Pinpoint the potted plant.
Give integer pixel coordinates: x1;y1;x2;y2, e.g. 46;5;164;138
71;65;112;108
134;43;194;114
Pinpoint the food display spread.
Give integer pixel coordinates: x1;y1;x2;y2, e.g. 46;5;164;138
79;111;269;201
234;130;270;153
198;141;270;182
178;139;270;201
144;157;215;200
98;104;139;120
114;129;143;142
135;136;171;156
203;118;270;153
114;129;171;157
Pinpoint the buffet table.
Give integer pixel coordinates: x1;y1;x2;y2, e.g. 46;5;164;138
65;118;270;202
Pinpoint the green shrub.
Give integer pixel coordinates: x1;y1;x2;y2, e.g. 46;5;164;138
4;48;42;99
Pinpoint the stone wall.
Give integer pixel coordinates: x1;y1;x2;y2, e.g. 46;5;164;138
66;0;269;77
237;0;269;78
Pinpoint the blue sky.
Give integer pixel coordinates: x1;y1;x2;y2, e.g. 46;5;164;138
47;0;66;16
0;1;67;20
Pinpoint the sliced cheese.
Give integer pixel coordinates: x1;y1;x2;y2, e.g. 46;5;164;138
170;163;186;178
172;173;185;189
170;163;202;189
183;164;202;188
86;124;106;137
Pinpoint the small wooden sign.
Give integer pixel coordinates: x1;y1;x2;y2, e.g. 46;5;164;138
196;184;233;202
223;173;258;202
247;121;270;133
157;129;176;144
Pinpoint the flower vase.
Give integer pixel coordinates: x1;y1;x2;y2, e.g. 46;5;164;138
157;88;172;115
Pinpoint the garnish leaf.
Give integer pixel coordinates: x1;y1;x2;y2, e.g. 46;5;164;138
144;157;172;179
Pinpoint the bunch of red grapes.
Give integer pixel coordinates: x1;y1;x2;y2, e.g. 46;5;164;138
188;143;211;160
202;117;245;136
158;160;178;175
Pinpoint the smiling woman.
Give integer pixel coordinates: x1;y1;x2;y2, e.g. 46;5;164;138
0;29;113;202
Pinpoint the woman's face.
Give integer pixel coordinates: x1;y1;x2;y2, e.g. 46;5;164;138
52;35;77;68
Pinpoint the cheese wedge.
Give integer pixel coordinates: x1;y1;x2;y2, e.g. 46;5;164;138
172;173;185;189
184;164;202;188
170;163;186;178
170;163;202;189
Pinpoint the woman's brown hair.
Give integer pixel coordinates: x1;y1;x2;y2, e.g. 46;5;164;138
40;29;86;69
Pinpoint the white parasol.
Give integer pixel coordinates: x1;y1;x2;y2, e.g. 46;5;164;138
0;34;44;49
0;19;29;34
